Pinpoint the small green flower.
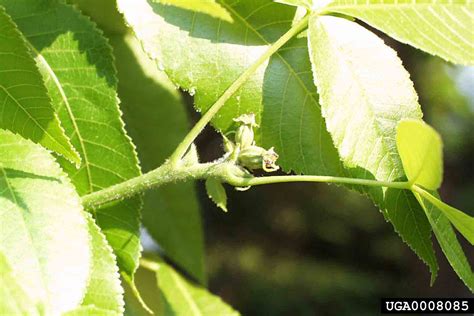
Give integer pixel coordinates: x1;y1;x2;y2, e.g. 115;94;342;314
233;114;258;149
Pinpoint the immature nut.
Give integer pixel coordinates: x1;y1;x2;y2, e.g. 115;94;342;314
238;145;279;172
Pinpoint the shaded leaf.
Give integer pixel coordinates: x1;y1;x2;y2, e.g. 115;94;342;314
124;266;173;316
0;6;79;164
308;15;437;279
324;0;474;65
205;178;228;212
0;129;90;315
110;33;205;284
396;119;443;190
153;0;233;22
0;0;143;279
150;259;240;316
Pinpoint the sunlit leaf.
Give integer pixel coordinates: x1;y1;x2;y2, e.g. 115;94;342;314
0;252;39;315
0;0;143;279
65;306;119;316
0;7;79;165
324;0;474;65
396;119;442;190
111;33;206;284
0;129;90;315
307;15;437;279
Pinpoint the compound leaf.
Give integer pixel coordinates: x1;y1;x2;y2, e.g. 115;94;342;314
0;6;79;165
324;0;474;65
152;0;233;22
111;33;206;284
0;129;90;315
0;0;143;279
120;0;440;280
308;15;438;280
396;119;443;190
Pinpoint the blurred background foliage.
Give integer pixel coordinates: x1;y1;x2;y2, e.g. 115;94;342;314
72;1;473;315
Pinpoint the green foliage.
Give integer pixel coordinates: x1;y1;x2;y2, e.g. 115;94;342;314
274;0;312;9
0;0;143;279
397;119;443;190
0;129;90;314
415;193;474;291
205;178;228;212
78;213;124;314
152;0;234;22
111;33;205;284
145;258;240;316
397;119;474;245
324;0;474;65
0;7;79;165
307;14;439;278
0;252;39;315
0;0;473;313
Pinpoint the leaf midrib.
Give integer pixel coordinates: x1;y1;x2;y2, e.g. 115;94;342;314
0;84;73;161
26;39;93;193
220;2;321;111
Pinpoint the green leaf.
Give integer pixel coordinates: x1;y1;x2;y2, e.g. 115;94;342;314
77;213;125;314
110;33;205;284
0;6;80;165
396;119;443;190
124;266;172;316
0;252;39;315
307;15;438;280
414;192;474;292
65;306;120;316
117;0;343;175
205;178;228;212
0;128;91;315
150;259;240;316
152;0;234;22
416;187;474;245
274;0;312;9
324;0;474;65
119;0;439;280
0;0;143;279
